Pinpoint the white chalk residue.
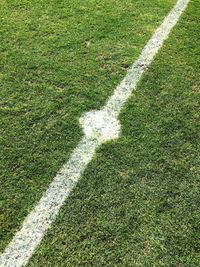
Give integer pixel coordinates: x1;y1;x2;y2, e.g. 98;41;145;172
80;109;120;142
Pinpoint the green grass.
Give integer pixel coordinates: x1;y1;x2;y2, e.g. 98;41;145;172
1;0;200;266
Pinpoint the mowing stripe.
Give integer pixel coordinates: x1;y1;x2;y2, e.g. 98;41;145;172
0;0;190;266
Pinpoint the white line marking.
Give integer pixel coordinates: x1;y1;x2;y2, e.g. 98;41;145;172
0;0;190;266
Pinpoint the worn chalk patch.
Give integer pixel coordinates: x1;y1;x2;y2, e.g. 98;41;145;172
80;109;120;142
0;0;191;266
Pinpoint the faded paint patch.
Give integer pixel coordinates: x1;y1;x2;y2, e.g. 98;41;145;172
80;109;120;143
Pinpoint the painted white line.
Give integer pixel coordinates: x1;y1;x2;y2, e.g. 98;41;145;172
0;0;190;266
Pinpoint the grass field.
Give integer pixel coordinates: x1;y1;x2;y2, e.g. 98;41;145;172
0;0;200;266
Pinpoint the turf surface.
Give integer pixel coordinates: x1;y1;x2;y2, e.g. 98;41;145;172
1;0;200;266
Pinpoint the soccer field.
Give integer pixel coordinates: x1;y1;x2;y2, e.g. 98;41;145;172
0;0;200;266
